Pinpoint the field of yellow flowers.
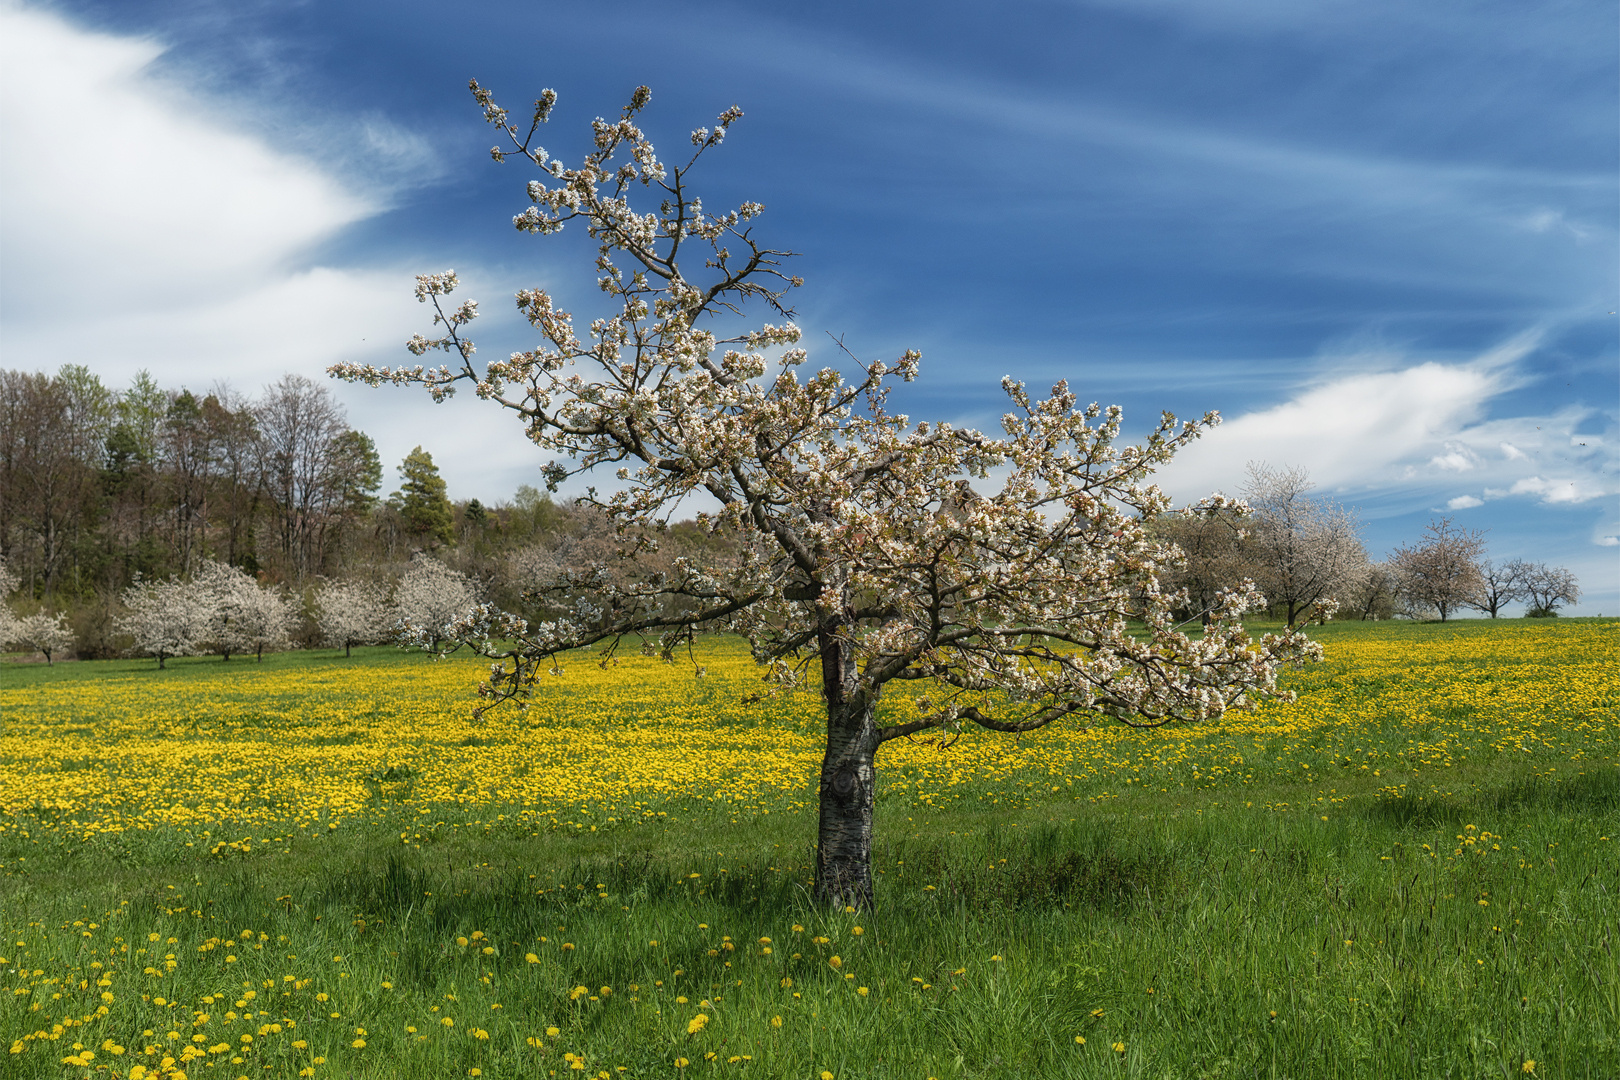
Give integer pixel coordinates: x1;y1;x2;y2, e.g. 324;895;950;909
0;619;1615;1079
0;620;1614;846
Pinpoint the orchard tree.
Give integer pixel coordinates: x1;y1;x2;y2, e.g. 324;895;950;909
315;578;394;657
393;554;479;652
1240;463;1366;626
1391;517;1485;621
195;560;299;661
332;80;1324;908
11;610;75;664
1468;559;1527;619
0;556;19;646
117;574;210;668
1520;562;1579;617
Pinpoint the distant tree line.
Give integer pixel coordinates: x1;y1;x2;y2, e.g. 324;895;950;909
1153;464;1581;626
0;363;1586;664
0;363;733;661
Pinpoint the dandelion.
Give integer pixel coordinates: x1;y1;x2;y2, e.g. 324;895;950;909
686;1014;709;1035
1113;1042;1125;1053
675;1059;689;1068
856;986;869;997
771;1015;783;1028
442;1018;455;1027
1522;1063;1536;1074
1075;1036;1085;1044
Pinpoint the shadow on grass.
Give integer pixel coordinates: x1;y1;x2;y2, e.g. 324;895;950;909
1367;768;1620;828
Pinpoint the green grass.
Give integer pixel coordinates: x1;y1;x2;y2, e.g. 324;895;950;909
1;620;1616;1079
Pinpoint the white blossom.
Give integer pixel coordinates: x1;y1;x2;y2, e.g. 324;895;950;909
10;610;75;664
193;560;299;661
117;575;211;669
314;579;394;657
393;554;480;653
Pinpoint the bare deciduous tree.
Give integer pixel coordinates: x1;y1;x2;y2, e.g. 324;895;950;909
332;80;1324;908
1468;559;1527;618
1520;563;1580;616
1391;517;1486;621
257;375;350;578
1241;463;1367;626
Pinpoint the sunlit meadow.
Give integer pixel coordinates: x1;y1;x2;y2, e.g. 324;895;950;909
1;619;1615;1078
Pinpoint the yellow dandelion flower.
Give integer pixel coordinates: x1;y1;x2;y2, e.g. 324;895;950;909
686;1014;710;1035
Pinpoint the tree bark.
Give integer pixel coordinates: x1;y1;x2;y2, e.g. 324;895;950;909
814;626;879;910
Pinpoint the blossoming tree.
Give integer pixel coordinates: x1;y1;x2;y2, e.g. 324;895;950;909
117;574;210;669
393;554;479;653
332;81;1323;907
11;610;75;664
196;560;299;661
314;578;394;657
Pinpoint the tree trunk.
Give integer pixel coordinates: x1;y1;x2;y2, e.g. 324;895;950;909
815;700;879;910
345;640;352;658
814;625;879;910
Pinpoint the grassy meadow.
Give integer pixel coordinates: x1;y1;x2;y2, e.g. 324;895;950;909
0;619;1615;1079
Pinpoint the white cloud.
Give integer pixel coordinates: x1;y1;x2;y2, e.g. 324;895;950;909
1430;442;1479;472
1156;344;1517;497
0;3;553;505
0;4;375;316
1508;476;1605;505
1155;331;1617;512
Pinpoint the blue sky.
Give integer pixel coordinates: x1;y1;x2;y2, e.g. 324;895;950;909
1;0;1615;612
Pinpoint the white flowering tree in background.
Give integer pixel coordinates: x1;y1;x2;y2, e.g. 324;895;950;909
392;554;479;653
11;610;76;664
1391;517;1486;622
194;560;300;661
1240;464;1366;627
117;574;211;669
332;81;1323;907
0;556;20;648
314;578;394;657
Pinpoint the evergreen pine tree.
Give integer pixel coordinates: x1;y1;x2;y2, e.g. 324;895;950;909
394;445;454;546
